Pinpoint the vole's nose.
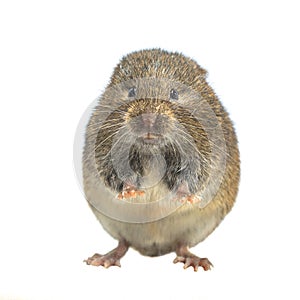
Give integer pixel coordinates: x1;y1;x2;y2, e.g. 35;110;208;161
141;113;157;129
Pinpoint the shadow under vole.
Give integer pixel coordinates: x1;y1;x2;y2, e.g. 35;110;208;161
82;49;240;271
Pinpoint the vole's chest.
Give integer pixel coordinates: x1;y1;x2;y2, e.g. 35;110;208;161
138;159;165;188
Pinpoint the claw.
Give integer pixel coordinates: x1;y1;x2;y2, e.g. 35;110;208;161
114;259;121;268
173;256;185;264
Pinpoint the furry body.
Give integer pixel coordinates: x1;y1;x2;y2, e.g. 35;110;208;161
82;49;240;263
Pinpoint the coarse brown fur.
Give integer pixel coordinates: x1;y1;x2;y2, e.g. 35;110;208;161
82;49;240;266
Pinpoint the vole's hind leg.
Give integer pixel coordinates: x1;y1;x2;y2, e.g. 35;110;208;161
173;245;213;272
84;240;129;268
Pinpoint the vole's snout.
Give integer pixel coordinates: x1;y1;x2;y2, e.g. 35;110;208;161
128;111;172;144
124;98;176;144
131;112;166;143
141;113;157;130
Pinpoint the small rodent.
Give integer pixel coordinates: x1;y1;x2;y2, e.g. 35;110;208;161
82;49;240;271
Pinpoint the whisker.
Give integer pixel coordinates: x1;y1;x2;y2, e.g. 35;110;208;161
108;129;132;153
174;124;230;159
172;127;210;167
94;103;126;110
82;125;127;164
94;126;127;151
98;122;126;131
88;117;126;128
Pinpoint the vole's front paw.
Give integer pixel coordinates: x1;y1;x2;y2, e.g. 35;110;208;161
179;194;201;204
117;184;145;199
175;182;201;204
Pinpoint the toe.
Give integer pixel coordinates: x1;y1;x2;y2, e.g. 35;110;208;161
173;256;185;264
200;258;213;271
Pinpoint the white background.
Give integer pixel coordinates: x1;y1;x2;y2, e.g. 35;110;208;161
1;1;299;299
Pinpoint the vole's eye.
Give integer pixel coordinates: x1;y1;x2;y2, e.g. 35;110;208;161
170;89;179;101
128;87;136;98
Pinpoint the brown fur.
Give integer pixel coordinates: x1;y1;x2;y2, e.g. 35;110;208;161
82;49;240;259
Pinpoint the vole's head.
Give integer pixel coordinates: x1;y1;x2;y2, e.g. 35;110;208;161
93;49;210;151
94;78;210;160
86;49;229;196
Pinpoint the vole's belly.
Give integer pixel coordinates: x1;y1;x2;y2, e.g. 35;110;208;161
84;176;223;256
91;202;220;256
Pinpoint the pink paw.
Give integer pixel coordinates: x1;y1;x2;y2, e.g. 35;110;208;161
117;185;145;199
84;253;121;268
173;256;213;271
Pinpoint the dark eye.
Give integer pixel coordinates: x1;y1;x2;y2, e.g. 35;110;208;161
170;89;179;100
128;87;136;98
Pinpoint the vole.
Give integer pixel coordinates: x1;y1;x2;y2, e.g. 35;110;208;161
82;49;240;271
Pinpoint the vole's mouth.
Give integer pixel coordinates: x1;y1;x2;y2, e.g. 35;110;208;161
138;133;162;144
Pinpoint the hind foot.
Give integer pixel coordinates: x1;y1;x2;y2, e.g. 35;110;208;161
173;245;213;272
84;240;129;268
